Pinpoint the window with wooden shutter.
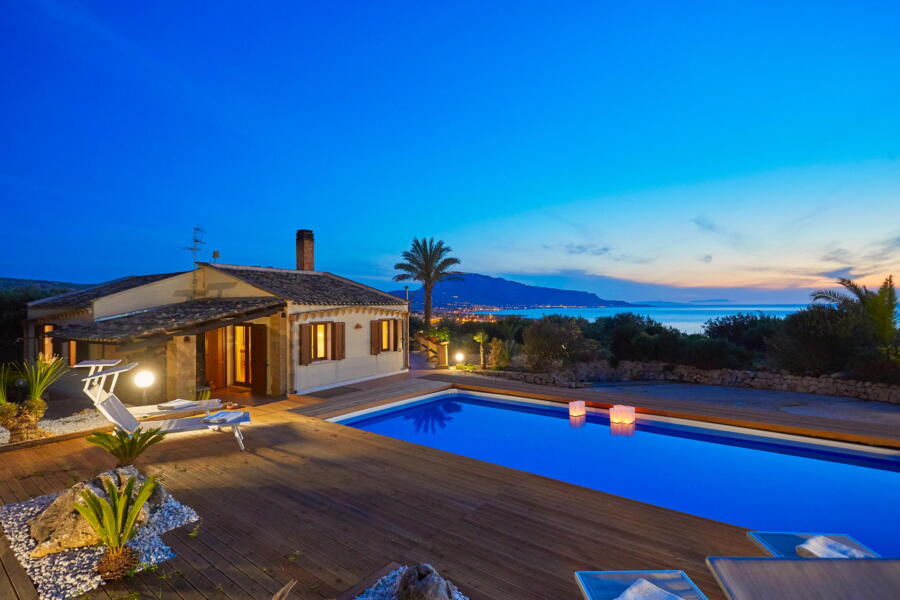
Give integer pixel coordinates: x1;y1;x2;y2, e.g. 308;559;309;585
332;322;345;360
370;320;381;355
299;323;312;365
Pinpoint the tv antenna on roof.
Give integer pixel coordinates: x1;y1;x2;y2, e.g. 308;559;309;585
182;226;206;266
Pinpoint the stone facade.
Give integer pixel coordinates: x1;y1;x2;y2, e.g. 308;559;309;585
464;360;900;405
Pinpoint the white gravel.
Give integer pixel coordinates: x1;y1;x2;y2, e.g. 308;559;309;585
354;566;470;600
0;489;199;600
37;410;108;437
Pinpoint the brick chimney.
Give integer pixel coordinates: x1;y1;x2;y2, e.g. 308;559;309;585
296;229;314;271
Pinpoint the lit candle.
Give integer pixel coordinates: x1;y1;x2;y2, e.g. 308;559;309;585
609;404;635;424
569;401;586;417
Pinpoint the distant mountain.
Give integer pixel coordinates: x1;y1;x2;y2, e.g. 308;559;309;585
391;272;637;310
0;277;92;292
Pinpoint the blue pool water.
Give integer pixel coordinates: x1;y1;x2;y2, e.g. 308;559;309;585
341;394;900;555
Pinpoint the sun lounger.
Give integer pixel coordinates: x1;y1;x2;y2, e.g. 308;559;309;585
706;557;900;600
747;531;880;558
96;393;250;450
128;397;223;419
574;570;708;600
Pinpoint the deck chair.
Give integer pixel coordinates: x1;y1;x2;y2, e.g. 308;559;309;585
96;393;250;450
575;570;708;600
128;397;223;419
747;531;880;558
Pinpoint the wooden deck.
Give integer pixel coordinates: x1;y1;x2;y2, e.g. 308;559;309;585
1;391;767;600
4;373;896;600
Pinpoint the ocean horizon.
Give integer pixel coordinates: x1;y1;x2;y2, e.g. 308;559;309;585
474;304;807;334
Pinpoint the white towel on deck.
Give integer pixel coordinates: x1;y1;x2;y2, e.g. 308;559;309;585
796;535;872;558
614;578;684;600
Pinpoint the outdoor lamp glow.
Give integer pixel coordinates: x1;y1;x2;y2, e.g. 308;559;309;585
134;370;155;389
609;404;635;424
454;352;465;364
568;400;586;417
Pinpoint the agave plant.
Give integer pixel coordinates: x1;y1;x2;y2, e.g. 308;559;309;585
86;428;166;466
17;353;70;402
74;474;158;580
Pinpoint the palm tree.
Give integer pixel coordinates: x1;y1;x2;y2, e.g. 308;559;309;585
473;330;488;368
811;275;897;348
393;238;462;327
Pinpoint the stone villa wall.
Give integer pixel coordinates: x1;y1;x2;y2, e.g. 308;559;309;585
465;360;900;405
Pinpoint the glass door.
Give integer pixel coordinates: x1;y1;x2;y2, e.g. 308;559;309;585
233;324;252;385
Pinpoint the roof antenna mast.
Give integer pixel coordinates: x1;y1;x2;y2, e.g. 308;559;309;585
183;226;206;299
182;226;207;266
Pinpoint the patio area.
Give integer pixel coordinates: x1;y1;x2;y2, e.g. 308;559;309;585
1;384;768;600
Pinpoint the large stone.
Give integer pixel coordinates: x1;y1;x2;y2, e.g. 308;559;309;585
396;564;455;600
29;466;166;559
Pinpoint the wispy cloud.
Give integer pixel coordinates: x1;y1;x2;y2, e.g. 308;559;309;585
819;266;872;279
690;216;748;249
560;243;611;256
699;254;713;263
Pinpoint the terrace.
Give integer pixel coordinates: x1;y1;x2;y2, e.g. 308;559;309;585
1;373;898;600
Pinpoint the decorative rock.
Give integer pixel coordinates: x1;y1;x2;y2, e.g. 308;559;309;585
396;563;455;600
28;466;167;558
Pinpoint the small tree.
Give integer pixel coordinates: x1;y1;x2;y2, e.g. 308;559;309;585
522;317;586;372
488;338;511;368
473;330;488;368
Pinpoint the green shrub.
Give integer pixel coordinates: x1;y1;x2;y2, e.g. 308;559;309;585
74;474;157;580
87;428;166;466
18;354;70;401
703;313;784;352
680;336;751;369
767;305;860;375
522;316;597;371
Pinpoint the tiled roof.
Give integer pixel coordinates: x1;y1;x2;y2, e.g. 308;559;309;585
47;297;284;343
204;264;406;306
28;273;184;310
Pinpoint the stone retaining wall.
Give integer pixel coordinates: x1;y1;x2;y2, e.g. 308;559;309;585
463;360;900;405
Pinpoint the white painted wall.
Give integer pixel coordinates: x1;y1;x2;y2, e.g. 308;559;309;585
291;304;407;393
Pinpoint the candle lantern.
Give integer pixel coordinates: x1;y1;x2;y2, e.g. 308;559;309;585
569;401;586;417
609;404;635;424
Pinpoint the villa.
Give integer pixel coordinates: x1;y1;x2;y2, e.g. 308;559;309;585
23;230;409;404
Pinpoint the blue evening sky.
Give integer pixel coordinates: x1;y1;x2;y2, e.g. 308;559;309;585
3;1;900;302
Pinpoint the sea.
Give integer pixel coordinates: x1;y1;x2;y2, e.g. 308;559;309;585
473;304;807;334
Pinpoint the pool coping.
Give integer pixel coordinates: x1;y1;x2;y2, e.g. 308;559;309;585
317;380;900;450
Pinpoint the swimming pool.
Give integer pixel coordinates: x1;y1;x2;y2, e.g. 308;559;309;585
335;391;900;555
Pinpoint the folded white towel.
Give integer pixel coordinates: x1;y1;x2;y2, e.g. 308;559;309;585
796;535;872;558
614;578;684;600
157;399;195;410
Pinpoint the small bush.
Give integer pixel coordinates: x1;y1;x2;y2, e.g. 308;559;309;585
703;313;783;352
523;317;594;371
767;305;860;375
74;474;158;580
87;428;166;466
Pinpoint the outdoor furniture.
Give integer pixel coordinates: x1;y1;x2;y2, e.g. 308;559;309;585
706;557;900;600
747;531;880;558
95;394;250;450
574;570;708;600
129;397;223;419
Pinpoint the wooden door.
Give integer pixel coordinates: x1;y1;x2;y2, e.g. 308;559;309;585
250;324;268;396
204;329;227;390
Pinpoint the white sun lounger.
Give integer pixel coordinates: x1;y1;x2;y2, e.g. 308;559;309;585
128;397;223;419
747;531;880;558
575;570;709;600
96;393;250;450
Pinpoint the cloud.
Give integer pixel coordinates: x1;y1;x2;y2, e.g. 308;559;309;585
699;254;713;263
820;247;853;263
561;243;611;256
818;267;872;280
863;233;900;262
690;216;747;249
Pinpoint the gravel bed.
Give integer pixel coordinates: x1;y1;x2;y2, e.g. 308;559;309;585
0;490;199;600
37;410;108;437
354;566;470;600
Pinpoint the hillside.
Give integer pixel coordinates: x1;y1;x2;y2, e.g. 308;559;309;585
391;272;635;310
0;277;91;292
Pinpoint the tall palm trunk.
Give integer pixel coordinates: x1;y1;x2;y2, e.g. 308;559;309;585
423;284;433;328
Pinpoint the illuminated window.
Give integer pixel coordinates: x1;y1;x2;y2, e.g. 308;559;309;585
234;325;251;384
381;320;391;351
311;323;330;360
